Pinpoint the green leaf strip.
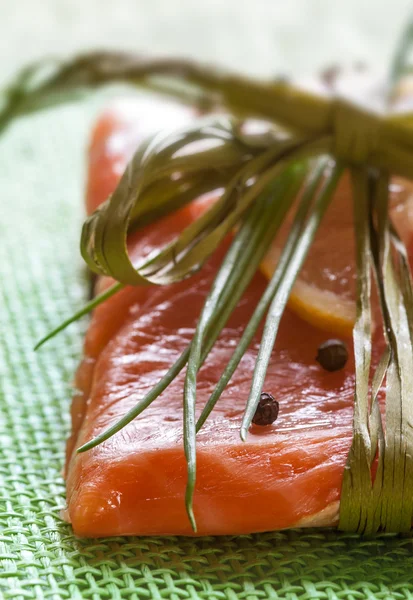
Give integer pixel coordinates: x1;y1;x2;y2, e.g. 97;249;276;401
239;160;343;440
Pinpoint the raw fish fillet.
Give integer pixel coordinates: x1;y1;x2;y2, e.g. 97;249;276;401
64;95;413;537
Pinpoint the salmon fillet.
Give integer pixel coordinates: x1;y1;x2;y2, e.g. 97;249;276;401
64;96;409;537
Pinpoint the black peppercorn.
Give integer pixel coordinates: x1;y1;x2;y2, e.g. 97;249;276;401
316;339;348;372
252;392;279;426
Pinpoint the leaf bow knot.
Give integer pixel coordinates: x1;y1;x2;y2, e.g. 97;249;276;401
332;98;382;165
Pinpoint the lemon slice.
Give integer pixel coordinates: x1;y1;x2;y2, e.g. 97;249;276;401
260;173;413;338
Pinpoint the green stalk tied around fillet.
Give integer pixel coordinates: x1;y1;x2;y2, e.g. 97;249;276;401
3;17;413;532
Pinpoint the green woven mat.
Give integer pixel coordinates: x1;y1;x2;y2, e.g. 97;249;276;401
1;98;413;600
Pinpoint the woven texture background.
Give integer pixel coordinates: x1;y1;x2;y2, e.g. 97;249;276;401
2;1;413;593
